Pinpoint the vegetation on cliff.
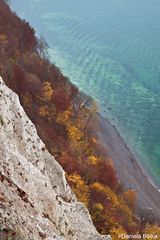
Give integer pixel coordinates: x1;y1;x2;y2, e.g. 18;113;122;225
0;0;159;238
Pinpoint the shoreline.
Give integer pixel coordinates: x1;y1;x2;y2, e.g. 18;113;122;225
95;112;160;220
105;114;159;190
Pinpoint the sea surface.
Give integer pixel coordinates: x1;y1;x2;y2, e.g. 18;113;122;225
10;0;160;186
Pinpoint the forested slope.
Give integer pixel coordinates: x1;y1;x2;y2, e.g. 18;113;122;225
0;0;159;238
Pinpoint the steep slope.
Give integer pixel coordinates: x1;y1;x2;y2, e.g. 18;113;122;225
0;76;110;240
97;114;160;220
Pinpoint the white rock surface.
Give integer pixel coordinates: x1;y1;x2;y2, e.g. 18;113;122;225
0;77;111;240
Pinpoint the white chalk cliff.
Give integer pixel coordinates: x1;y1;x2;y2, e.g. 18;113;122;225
0;77;111;240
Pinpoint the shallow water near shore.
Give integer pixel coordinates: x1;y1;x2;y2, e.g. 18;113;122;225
10;0;160;186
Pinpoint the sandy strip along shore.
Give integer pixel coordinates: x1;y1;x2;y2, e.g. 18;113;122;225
96;113;160;221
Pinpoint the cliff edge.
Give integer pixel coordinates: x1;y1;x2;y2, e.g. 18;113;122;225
0;76;110;240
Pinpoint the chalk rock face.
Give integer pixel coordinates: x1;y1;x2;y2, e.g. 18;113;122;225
0;77;111;240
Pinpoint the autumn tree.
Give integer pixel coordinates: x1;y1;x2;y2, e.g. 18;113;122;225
59;152;79;174
67;173;89;207
12;64;27;93
42;81;54;101
123;190;136;209
97;160;118;189
53;88;71;111
0;1;158;236
110;226;127;240
143;224;160;240
21;92;32;111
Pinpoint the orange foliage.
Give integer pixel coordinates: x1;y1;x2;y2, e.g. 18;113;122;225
143;224;160;240
67;173;89;207
59;152;79;174
1;1;159;237
53;88;71;111
110;226;127;240
42;81;54;101
39;105;50;117
97;160;118;189
22;92;32;110
87;155;100;166
67;124;83;142
0;33;8;43
123;190;137;209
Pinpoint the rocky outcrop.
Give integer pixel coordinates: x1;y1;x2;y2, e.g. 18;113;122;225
0;77;111;240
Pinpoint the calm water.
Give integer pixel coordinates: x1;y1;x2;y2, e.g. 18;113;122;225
10;0;160;186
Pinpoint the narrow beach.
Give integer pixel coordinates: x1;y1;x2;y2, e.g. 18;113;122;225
96;113;160;220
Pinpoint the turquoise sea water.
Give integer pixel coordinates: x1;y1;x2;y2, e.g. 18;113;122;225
10;0;160;186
